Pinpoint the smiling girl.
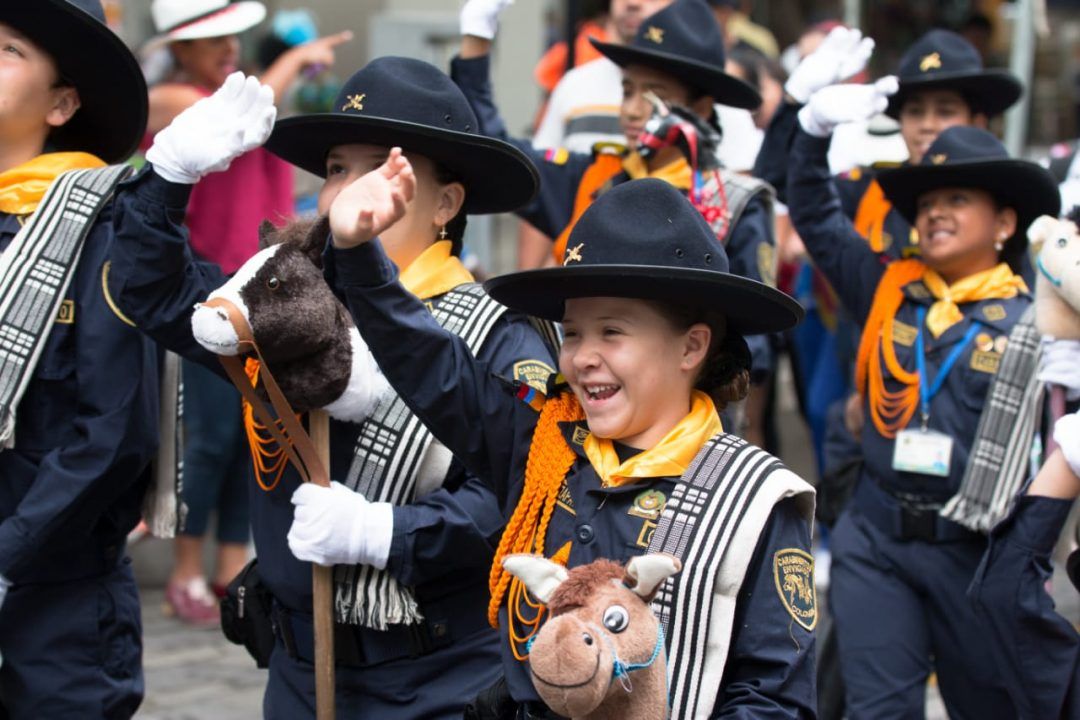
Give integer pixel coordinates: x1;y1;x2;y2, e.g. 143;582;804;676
788;75;1061;717
325;166;816;718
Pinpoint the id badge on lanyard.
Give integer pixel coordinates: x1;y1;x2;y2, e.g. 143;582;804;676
892;307;980;478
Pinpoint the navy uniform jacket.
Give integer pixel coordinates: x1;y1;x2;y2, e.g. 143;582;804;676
450;54;774;377
788;128;1031;500
969;494;1080;719
754;100;914;260
331;239;817;718
0;207;158;584
107;170;553;634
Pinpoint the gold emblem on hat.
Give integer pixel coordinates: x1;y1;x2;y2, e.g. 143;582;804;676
564;243;585;265
645;26;665;44
342;93;366;112
930;153;948;165
920;52;942;72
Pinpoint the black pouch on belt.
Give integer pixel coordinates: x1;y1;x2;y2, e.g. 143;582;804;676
220;558;276;668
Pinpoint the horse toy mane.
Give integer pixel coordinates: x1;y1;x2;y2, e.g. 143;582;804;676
190;215;388;422
1028;210;1080;340
503;553;682;720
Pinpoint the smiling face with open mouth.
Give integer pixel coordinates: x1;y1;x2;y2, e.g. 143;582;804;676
914;186;1017;282
559;296;709;450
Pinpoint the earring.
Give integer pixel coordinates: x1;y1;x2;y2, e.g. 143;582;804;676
438;225;448;240
994;241;1004;252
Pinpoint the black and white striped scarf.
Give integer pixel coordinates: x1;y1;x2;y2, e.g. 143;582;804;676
646;433;815;719
942;305;1044;532
0;165;132;449
333;283;509;628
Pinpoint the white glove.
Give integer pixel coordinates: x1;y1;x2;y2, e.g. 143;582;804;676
1038;337;1080;401
460;0;514;40
798;76;898;138
288;481;394;568
1054;411;1080;479
785;27;876;104
147;72;277;185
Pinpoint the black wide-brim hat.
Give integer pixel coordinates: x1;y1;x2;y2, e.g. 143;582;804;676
3;0;147;164
877;126;1060;237
885;29;1021;119
590;0;760;110
265;57;538;215
485;178;803;335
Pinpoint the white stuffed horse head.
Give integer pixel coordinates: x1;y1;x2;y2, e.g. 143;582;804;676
1028;213;1080;340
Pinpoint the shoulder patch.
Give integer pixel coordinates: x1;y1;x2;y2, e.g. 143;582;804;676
514;359;556;393
757;243;777;287
982;304;1007;322
773;548;817;631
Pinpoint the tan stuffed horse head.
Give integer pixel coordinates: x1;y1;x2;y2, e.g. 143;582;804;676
503;554;681;720
1028;212;1080;339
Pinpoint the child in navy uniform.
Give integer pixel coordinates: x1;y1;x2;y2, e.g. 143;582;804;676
788;69;1060;718
322;162;817;717
108;59;555;719
0;1;157;717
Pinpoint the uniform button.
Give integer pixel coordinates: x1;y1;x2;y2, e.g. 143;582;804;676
432;622;448;639
576;524;595;544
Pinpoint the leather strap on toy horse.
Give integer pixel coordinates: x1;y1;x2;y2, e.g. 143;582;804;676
201;297;327;488
200;296;336;720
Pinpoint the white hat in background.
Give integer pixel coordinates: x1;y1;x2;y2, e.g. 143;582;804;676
147;0;266;48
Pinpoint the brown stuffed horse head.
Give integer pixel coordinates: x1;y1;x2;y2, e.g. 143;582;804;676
190;216;388;421
503;553;682;720
1028;212;1080;340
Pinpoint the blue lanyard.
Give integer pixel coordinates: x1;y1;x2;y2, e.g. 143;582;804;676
913;305;982;429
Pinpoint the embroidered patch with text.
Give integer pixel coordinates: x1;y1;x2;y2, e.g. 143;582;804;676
773;548;817;630
514;359;556;393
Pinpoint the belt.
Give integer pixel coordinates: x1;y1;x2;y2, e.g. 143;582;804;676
852;477;980;543
273;588;494;668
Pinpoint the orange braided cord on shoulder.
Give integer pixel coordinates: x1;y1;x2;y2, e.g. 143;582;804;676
487;391;584;659
854;259;927;439
240;358;299;492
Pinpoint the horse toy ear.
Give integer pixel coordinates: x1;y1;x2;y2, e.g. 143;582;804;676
1027;214;1063;255
256;216;332;268
503;554;569;604
257;219;279;250
623;554;682;602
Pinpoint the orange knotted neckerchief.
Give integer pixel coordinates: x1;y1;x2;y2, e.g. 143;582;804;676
854;259;1027;438
0;152;105;215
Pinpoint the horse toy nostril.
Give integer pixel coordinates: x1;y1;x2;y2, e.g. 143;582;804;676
215;308;230;322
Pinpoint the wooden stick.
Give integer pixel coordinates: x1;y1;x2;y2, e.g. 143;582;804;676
308;410;336;720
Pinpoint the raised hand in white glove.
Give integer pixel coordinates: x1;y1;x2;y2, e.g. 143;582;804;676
147;72;276;185
460;0;514;40
1038;337;1080;401
1054;411;1080;480
288;481;394;568
785;26;876;104
798;76;899;138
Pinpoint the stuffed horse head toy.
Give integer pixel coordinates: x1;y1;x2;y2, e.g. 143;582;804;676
1028;210;1080;340
190;216;388;422
503;553;682;720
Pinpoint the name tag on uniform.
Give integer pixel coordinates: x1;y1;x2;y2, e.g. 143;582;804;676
893;428;952;477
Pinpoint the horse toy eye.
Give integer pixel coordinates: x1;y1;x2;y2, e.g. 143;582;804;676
602;605;629;633
267;276;281;290
1058;237;1069;248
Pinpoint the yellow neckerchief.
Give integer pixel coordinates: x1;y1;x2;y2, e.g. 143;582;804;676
622;152;693;191
0;152;105;215
397;240;475;300
922;263;1027;337
582;390;722;487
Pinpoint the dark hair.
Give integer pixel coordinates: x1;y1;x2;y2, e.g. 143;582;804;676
649;301;751;409
727;44;787;92
434;162;468;256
